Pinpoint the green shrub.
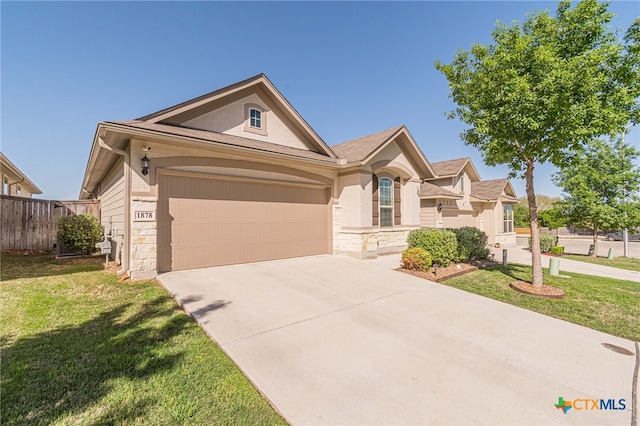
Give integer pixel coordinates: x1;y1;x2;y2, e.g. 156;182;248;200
528;234;557;253
550;246;565;256
407;228;459;267
447;227;491;261
57;214;103;256
401;247;432;271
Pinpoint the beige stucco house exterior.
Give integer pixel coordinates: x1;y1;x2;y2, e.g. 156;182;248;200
419;157;518;246
80;74;516;279
1;152;42;198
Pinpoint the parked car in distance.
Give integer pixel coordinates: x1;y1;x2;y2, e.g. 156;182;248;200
605;231;640;241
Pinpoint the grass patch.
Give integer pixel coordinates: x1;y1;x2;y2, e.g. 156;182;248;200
560;253;640;272
443;264;640;342
1;252;286;426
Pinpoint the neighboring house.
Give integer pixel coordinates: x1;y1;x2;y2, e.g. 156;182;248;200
80;74;516;279
0;152;42;198
420;157;518;246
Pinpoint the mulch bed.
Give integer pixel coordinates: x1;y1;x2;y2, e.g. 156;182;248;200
398;258;498;282
509;281;566;299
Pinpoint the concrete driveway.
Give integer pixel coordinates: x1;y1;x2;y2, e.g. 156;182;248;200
158;255;637;425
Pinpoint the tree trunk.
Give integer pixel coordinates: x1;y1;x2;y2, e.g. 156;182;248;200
525;159;544;287
591;224;598;258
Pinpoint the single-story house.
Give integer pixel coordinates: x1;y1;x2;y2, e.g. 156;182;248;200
1;152;42;198
419;157;519;246
80;74;516;279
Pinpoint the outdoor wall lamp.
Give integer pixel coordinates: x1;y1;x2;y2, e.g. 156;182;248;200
141;146;151;175
141;153;150;176
437;203;443;213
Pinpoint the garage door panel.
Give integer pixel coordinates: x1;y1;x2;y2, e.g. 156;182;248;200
158;174;330;272
189;222;212;244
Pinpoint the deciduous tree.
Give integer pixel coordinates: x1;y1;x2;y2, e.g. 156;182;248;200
513;202;530;228
554;138;640;256
538;207;568;230
436;0;639;286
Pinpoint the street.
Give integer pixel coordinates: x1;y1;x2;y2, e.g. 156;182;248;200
516;236;640;259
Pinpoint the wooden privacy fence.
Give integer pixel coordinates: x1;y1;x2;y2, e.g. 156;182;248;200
514;226;607;236
1;195;100;251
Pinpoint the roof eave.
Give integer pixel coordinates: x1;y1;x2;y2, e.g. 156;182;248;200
470;196;494;202
0;153;43;194
501;196;520;203
79;123;120;199
420;194;463;200
113;122;339;165
81;121;343;199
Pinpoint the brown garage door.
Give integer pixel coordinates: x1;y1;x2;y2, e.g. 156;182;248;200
157;173;330;272
442;210;477;229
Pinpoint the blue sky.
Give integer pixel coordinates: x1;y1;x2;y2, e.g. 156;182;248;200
2;1;638;200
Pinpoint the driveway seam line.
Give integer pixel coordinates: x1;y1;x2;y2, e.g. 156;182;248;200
220;282;430;346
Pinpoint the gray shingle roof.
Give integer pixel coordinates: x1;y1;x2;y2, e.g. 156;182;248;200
419;182;462;199
108;120;338;164
431;157;470;177
470;179;517;201
331;127;403;162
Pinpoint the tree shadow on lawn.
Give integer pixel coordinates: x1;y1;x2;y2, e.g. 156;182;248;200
1;296;219;425
492;264;533;282
1;251;105;281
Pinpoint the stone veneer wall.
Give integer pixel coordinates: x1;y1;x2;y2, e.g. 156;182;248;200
333;227;414;259
129;196;157;280
333;202;416;258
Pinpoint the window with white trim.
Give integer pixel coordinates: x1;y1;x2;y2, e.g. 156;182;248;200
460;176;465;194
379;178;393;227
503;204;514;233
2;177;8;195
244;103;267;136
249;108;262;129
16;185;21;196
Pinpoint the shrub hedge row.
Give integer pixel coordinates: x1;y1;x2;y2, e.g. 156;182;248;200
406;226;491;267
529;234;557;253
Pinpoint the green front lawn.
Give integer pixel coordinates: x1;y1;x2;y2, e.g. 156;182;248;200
444;264;640;342
1;252;286;426
560;253;640;272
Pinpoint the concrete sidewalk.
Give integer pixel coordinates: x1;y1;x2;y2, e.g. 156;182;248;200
367;248;639;282
159;255;638;425
492;246;640;282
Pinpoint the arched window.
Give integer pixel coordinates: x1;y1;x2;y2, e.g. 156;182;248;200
249;108;262;128
244;103;267;136
373;174;401;227
379;178;393;227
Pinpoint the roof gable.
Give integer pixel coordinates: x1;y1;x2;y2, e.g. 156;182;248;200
331;126;436;178
470;179;518;201
431;157;481;181
331;127;400;162
136;74;336;158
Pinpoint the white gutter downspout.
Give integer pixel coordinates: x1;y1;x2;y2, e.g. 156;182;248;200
97;137;130;276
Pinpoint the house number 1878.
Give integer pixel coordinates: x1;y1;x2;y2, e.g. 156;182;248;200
134;211;154;221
